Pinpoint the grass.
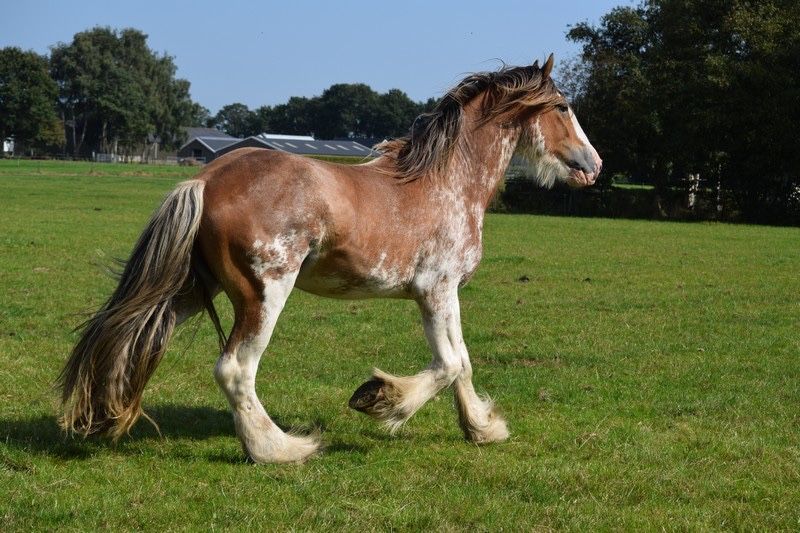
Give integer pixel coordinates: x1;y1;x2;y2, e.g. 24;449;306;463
1;159;799;530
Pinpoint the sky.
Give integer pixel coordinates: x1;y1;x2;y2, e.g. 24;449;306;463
1;0;630;114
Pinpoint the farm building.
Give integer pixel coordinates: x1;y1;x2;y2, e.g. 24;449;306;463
178;129;379;163
177;127;238;163
216;133;378;160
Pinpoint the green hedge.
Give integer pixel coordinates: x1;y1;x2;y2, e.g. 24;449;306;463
307;155;373;165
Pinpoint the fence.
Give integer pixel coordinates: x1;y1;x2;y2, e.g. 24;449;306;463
93;153;179;165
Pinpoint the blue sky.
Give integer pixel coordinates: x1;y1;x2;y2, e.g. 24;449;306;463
1;0;630;113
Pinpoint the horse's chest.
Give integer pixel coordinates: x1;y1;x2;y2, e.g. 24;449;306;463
417;228;484;288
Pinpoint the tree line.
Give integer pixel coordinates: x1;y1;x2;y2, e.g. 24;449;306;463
564;0;800;223
203;86;436;141
1;28;204;158
2;4;799;222
0;26;434;159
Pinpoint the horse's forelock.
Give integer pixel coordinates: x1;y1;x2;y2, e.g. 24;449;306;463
383;64;561;182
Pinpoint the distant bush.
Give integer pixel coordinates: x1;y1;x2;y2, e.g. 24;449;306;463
308;155;372;165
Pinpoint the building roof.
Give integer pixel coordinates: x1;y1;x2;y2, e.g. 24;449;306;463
260;137;377;157
189;137;240;152
183;127;237;141
257;133;315;141
179;127;379;159
221;135;378;158
179;126;240;152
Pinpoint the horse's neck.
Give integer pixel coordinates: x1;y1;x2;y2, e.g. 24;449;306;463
441;119;520;213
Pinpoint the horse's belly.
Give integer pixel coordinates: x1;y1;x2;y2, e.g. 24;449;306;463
294;254;413;299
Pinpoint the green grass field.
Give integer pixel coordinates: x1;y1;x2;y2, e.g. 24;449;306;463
1;160;799;530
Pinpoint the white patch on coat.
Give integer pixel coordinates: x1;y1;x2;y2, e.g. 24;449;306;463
251;232;297;277
514;119;570;189
499;135;516;168
410;128;519;295
366;250;415;294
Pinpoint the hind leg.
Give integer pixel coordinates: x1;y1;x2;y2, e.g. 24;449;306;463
174;260;221;326
214;269;319;463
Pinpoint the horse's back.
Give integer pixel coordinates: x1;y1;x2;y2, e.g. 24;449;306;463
197;147;412;237
193;147;429;299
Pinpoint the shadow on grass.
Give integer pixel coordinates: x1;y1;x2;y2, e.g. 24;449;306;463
0;404;234;461
0;405;460;464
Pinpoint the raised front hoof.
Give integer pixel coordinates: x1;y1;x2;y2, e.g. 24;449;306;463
348;377;387;415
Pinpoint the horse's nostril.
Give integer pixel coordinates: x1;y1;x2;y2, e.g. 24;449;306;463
568;149;596;174
567;160;583;171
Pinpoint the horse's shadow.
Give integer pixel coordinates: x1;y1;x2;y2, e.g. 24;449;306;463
0;405;373;462
0;404;235;461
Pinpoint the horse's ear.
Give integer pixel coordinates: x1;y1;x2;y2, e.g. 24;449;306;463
542;53;554;79
532;59;540;69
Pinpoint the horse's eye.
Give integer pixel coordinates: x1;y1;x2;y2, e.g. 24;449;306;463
557;104;569;114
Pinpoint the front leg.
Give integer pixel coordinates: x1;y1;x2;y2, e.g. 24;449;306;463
443;293;509;443
428;288;509;443
349;286;463;431
452;357;509;443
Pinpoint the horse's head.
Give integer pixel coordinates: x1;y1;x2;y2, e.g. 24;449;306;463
514;54;602;189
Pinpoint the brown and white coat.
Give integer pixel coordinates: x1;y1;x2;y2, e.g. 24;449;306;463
60;55;601;463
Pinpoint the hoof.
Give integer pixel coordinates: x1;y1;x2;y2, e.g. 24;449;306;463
349;369;414;432
348;377;386;414
465;415;510;444
243;430;322;464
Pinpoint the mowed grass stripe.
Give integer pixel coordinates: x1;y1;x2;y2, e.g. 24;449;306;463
0;160;798;530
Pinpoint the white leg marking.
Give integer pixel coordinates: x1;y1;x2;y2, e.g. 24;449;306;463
443;292;509;443
214;271;320;463
360;289;463;431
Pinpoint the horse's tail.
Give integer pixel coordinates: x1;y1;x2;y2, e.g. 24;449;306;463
58;179;210;440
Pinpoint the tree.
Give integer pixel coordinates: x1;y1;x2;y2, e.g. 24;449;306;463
313;83;379;139
249;105;274;135
374;89;422;139
50;27;200;157
212;103;257;138
214;85;434;141
567;0;800;222
720;0;800;221
267;97;317;136
186;102;212;128
567;5;659;187
0;47;61;154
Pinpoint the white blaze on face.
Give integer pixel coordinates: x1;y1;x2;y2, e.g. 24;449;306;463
569;108;602;179
569;109;591;146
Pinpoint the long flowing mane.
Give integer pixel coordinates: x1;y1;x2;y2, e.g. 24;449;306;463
376;63;563;182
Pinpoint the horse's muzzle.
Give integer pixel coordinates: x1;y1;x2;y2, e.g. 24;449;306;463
566;147;602;187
